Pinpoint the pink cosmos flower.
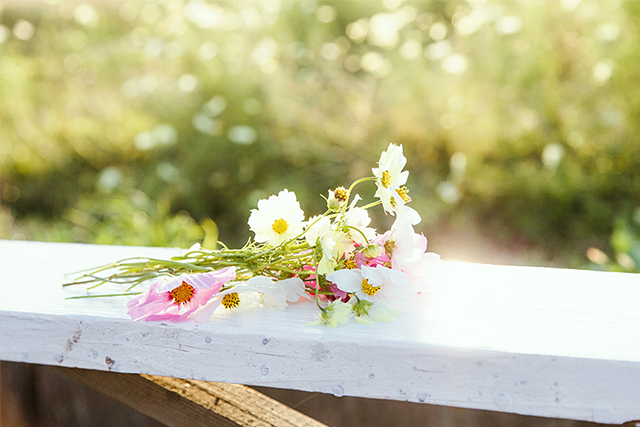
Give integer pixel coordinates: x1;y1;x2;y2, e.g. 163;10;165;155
126;267;236;322
389;205;440;286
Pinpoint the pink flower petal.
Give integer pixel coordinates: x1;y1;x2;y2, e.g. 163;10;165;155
127;268;235;323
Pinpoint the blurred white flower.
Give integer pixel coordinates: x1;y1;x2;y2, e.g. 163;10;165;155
242;276;306;310
308;300;353;327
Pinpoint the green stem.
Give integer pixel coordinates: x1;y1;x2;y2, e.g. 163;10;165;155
312;251;323;311
65;292;142;300
347;177;376;195
360;200;383;210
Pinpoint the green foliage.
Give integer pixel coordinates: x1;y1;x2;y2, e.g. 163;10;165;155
1;1;639;266
587;209;640;273
1;191;217;249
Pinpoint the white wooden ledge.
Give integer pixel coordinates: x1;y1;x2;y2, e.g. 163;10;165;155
1;240;639;424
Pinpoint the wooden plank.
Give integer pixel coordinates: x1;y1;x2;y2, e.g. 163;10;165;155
2;240;640;424
62;367;326;427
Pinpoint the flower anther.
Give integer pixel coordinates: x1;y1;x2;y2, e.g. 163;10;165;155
344;258;358;270
222;292;241;309
333;186;348;202
272;218;289;235
170;282;195;305
361;279;381;296
395;186;411;203
384;239;396;256
381;171;392;188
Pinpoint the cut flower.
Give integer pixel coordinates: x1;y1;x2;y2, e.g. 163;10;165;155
248;189;306;247
372;143;409;214
307;300;353;327
327;265;412;304
126;267;236;322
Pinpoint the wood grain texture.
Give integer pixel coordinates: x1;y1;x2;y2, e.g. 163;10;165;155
2;240;640;424
62;367;326;427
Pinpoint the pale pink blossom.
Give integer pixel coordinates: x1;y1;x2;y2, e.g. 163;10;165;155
389;205;440;285
126;267;236;322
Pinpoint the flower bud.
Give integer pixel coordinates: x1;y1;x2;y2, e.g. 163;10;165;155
328;197;343;212
327;187;348;211
363;244;383;259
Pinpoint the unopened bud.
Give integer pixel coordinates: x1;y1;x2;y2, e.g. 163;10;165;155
328;197;342;211
327;187;348;211
363;244;383;259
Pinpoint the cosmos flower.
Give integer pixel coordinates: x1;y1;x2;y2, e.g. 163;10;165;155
327;265;411;304
372;143;410;214
352;301;400;325
240;276;306;310
126;267;236;322
388;204;441;285
307;300;353;327
248;189;306;247
197;276;307;321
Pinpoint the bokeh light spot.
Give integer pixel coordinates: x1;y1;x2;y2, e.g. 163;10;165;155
12;20;35;41
228;126;257;145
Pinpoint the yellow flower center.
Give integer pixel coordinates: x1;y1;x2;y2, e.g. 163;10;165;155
272;218;289;235
361;279;381;296
170;282;195;305
344;258;358;269
333;186;348;202
395;186;411;203
381;170;392;188
221;292;241;310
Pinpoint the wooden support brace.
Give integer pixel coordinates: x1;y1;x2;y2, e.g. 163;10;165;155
60;367;327;427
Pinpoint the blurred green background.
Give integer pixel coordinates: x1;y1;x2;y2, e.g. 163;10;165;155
1;0;639;272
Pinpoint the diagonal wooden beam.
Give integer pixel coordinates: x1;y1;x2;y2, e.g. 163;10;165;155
60;367;327;427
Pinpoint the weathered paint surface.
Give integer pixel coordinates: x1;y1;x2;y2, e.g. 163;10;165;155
1;240;639;424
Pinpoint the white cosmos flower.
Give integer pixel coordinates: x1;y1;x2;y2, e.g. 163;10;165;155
248;189;305;247
200;276;306;321
353;304;400;325
193;287;261;322
241;276;306;310
328;265;412;304
307;300;353;327
372;143;410;214
317;230;354;276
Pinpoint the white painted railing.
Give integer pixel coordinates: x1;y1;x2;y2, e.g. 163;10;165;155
1;240;639;424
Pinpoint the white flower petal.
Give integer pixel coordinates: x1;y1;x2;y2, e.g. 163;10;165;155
328;269;363;293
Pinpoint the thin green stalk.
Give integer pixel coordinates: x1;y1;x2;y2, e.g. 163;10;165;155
66;292;142;300
342;224;370;246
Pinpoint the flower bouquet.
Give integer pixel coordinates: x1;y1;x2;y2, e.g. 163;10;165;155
69;144;440;326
